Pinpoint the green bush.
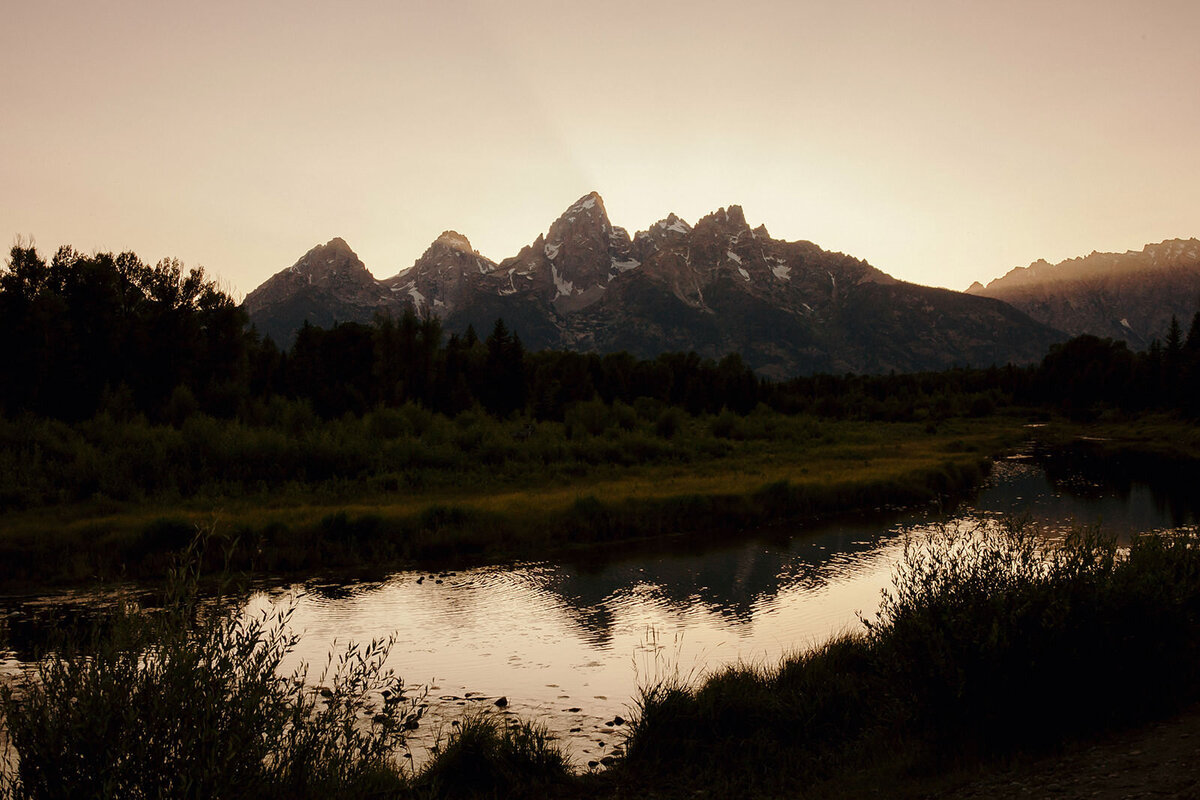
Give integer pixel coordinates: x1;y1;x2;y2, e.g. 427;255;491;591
709;408;741;439
564;398;610;439
654;407;683;439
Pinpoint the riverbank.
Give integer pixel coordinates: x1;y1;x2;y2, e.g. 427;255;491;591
929;700;1200;800
6;517;1199;799
1033;414;1200;462
573;520;1200;800
0;414;1028;588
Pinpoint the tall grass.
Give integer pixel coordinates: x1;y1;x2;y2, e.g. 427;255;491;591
869;520;1200;750
619;520;1200;794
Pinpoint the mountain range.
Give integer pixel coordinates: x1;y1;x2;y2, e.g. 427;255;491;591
967;239;1200;349
245;193;1067;377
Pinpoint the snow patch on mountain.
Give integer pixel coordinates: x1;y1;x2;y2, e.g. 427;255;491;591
551;264;574;299
655;217;691;235
569;196;597;213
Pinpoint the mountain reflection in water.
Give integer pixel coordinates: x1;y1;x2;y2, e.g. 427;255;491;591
1;458;1196;764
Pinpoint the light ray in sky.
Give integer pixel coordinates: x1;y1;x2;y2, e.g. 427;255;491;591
3;0;1197;296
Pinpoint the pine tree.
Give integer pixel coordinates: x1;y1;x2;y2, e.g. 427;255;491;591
1185;311;1200;352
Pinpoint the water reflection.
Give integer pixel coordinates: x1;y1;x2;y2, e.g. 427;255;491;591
979;456;1200;539
2;459;1197;764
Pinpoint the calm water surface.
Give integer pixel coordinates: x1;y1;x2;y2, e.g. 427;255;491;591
3;457;1197;764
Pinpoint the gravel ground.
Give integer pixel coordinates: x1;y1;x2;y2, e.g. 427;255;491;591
931;705;1200;800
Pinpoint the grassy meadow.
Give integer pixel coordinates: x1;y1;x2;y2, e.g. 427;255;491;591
0;403;1029;585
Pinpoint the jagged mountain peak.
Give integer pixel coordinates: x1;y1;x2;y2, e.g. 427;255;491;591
290;237;363;272
382;229;499;315
432;230;475;253
566;191;605;215
408;230;496;275
547;192;612;241
244;196;1070;375
243;236;398;342
642;213;692;237
973;238;1200;296
696;205;750;232
1145;237;1200;263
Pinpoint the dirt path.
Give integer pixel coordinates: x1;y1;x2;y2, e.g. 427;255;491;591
932;704;1200;800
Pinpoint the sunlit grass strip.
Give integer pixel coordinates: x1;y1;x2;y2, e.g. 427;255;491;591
1037;414;1200;460
0;417;1026;583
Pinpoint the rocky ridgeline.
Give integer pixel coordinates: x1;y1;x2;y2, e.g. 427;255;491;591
967;238;1200;348
245;193;1064;377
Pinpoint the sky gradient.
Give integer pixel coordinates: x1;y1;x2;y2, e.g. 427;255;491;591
4;0;1198;297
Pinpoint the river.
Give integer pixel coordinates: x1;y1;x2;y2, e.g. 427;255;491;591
2;454;1197;766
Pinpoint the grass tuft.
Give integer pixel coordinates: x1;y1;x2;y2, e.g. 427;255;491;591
416;712;571;798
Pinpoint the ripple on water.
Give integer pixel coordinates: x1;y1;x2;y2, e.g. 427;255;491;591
5;460;1198;767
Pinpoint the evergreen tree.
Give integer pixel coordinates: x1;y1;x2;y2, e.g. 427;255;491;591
1185;311;1200;353
481;319;527;417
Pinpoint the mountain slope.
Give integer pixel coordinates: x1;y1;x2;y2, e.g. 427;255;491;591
242;238;404;345
244;195;1065;375
967;239;1200;347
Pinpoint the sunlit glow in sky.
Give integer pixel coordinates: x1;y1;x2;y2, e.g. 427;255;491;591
4;0;1197;296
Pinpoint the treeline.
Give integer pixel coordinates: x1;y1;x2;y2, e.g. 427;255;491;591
0;244;762;423
0;245;247;420
1030;320;1200;419
771;313;1200;420
3;243;1199;424
276;317;762;421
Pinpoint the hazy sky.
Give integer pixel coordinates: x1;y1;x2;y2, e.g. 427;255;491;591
4;0;1198;297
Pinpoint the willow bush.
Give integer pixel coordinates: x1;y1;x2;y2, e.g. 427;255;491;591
0;536;422;800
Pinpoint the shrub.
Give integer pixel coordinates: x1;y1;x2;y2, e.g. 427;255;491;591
564;398;610;439
0;534;420;799
709;408;741;439
620;520;1200;790
871;520;1200;749
654;407;683;439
